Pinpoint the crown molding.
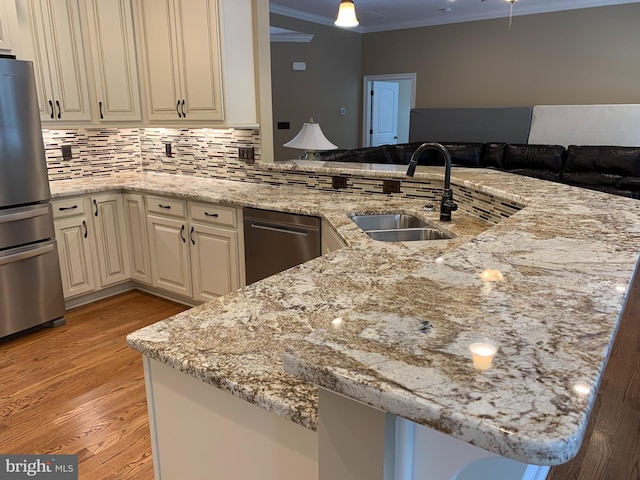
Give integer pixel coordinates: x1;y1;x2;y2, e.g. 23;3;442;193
270;0;638;34
269;4;364;33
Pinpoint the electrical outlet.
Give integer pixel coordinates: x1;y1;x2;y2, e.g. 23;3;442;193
332;176;348;189
61;145;72;160
238;146;255;163
165;143;172;157
382;180;401;194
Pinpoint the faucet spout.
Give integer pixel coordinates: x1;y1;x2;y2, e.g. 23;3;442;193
406;142;457;221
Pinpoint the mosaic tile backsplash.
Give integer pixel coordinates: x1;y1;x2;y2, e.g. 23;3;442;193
43;127;520;224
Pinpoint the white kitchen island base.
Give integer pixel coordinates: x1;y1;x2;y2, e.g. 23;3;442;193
142;355;550;480
318;388;550;480
143;357;318;480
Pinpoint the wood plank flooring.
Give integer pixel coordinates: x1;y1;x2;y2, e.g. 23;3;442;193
0;283;638;479
0;290;186;480
548;270;640;480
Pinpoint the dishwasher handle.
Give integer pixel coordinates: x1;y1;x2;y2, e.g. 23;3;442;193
249;221;309;236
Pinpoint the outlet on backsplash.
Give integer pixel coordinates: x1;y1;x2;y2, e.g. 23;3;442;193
61;145;72;160
239;146;255;163
383;179;401;194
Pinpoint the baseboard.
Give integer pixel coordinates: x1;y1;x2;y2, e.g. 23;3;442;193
64;281;199;312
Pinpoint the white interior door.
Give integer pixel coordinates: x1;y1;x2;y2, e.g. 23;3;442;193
371;81;399;147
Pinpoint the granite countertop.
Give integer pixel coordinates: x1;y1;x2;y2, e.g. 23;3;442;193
51;166;640;466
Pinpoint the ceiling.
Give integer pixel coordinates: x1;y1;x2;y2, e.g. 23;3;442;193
269;0;639;33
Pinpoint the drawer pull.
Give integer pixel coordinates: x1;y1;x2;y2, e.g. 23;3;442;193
158;204;171;209
204;212;219;218
58;205;78;211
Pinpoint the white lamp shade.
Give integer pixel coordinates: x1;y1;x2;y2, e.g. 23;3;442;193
335;0;359;28
283;121;338;151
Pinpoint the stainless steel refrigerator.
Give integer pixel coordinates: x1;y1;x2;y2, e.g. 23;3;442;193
0;56;65;339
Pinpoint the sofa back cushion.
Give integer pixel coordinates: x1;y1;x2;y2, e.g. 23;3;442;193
502;144;566;181
411;142;484;167
564;146;640;188
481;143;506;169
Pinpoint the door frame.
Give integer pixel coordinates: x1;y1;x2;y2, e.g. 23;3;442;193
362;73;416;147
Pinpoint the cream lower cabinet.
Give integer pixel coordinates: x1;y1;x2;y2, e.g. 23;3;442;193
146;196;192;298
52;197;96;299
123;193;151;284
90;193;131;288
189;202;243;302
146;196;243;302
53;193;131;300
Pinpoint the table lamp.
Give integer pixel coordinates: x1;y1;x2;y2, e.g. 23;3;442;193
284;118;338;160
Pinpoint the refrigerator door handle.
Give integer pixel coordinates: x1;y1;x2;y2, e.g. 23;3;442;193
0;205;49;224
0;243;55;267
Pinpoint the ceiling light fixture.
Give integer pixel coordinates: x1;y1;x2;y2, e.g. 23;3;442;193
506;0;517;30
335;0;359;28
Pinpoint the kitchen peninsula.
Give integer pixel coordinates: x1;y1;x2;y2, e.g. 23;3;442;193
51;163;640;479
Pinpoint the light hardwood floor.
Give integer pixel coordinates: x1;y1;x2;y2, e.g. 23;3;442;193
0;290;186;479
1;283;638;479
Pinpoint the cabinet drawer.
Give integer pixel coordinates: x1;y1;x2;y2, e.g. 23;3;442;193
190;202;236;228
147;196;187;218
52;197;86;219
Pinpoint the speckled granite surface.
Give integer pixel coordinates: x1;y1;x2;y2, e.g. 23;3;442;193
51;165;640;466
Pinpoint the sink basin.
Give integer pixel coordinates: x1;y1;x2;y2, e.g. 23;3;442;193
350;214;429;231
366;228;450;242
350;214;451;242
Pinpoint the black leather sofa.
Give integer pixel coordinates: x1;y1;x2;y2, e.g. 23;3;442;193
317;142;640;199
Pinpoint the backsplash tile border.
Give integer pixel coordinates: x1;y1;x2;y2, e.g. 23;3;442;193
43;127;521;225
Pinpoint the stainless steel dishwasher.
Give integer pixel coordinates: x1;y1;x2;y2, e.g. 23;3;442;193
243;207;321;284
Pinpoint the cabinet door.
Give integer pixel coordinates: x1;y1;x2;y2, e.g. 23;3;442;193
17;0;57;120
54;215;96;298
123;193;151;284
18;0;91;123
85;0;141;122
147;214;191;297
173;0;223;121
136;0;181;121
0;0;17;52
189;223;239;302
91;193;131;288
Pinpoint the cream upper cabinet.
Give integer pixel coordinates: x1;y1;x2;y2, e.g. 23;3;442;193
84;0;141;122
0;0;18;53
17;0;91;123
136;0;223;122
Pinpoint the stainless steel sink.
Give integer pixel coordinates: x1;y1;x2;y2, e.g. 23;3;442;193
350;214;430;231
349;214;451;242
366;228;450;242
